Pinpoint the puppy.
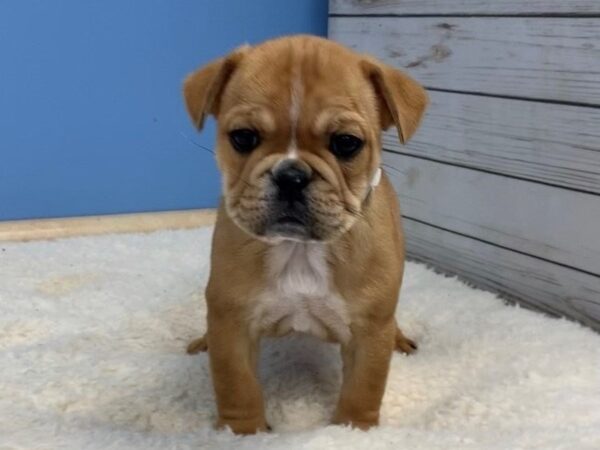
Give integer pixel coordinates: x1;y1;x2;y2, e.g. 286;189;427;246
183;35;427;434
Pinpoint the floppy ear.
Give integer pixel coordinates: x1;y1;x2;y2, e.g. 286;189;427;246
183;47;248;130
360;59;428;144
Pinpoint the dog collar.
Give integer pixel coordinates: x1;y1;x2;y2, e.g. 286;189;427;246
363;167;382;205
370;167;382;188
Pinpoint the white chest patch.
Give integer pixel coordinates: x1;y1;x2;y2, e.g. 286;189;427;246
252;242;351;343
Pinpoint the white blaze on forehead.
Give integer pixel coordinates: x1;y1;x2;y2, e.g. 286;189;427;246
287;68;303;158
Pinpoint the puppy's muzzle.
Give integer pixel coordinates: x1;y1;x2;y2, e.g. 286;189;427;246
267;160;312;239
274;161;310;200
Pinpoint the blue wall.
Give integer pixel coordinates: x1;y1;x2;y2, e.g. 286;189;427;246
0;1;327;220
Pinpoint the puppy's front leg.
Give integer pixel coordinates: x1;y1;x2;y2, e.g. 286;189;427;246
207;313;267;434
332;320;395;430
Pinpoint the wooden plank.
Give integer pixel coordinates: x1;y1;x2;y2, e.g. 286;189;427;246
330;0;600;15
383;91;600;194
329;17;600;104
402;217;600;330
384;153;600;274
0;209;217;242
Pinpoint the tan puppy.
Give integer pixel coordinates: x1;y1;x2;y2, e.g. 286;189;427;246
183;35;427;434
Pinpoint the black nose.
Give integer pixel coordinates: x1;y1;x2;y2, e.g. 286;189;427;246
273;163;310;197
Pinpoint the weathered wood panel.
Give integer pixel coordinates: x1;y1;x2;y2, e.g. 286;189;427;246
385;153;600;274
383;91;600;194
328;17;600;104
331;0;600;15
330;4;600;328
403;217;600;330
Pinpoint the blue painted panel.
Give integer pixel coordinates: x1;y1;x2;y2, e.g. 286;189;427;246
0;0;327;220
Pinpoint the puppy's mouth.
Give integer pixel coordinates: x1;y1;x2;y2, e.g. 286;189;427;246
277;214;305;226
266;210;310;240
226;173;351;243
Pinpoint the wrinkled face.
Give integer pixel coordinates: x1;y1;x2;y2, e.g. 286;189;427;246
217;44;382;242
184;37;427;242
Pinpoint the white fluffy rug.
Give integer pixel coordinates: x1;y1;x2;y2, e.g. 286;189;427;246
1;227;599;450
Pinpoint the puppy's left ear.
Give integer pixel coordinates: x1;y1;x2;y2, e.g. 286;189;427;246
183;46;249;130
361;59;429;144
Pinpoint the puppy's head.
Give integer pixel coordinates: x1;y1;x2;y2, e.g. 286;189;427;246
183;36;427;242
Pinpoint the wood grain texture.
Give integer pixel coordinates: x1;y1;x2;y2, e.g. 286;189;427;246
328;16;600;104
403;217;600;330
0;209;217;242
383;90;600;194
330;0;600;15
385;153;600;274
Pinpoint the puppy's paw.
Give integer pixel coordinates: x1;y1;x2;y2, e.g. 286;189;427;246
395;328;417;354
216;416;270;435
332;412;378;431
186;335;208;354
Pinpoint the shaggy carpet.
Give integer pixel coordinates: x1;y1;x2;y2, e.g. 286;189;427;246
1;227;599;450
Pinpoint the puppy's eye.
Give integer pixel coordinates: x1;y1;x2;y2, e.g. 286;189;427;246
329;134;364;159
229;129;260;153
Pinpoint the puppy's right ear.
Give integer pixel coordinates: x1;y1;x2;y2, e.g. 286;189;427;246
183;46;248;130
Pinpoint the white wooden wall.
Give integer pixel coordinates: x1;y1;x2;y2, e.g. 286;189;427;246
329;0;600;330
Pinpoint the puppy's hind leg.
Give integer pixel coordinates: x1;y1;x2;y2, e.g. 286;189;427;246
395;323;417;354
187;334;208;354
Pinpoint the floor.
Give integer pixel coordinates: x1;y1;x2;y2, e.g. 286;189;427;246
1;227;599;449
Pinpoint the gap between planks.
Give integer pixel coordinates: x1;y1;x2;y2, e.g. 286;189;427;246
0;209;217;242
329;13;600;18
